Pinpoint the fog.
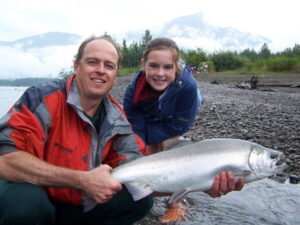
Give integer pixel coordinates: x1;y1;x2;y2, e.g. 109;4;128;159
0;45;77;79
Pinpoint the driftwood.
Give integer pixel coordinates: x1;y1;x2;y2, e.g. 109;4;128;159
234;76;258;90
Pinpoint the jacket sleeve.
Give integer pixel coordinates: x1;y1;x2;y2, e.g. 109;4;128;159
145;81;202;145
123;80;147;142
0;87;49;157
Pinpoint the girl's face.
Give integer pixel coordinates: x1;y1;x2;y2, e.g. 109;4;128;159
142;49;177;91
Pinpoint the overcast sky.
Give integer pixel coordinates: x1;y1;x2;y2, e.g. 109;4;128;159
0;0;299;78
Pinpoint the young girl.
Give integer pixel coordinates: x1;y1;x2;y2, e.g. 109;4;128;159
124;37;202;152
123;38;243;205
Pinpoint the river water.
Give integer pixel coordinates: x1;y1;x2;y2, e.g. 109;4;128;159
1;87;299;225
136;179;300;225
0;86;28;117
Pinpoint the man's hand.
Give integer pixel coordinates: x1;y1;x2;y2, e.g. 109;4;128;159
80;164;122;203
205;171;244;198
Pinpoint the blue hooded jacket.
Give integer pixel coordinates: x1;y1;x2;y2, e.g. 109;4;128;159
123;66;202;145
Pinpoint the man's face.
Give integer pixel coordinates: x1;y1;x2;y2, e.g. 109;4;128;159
74;39;119;100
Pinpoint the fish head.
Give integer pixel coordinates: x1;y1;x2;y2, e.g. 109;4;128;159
248;145;287;179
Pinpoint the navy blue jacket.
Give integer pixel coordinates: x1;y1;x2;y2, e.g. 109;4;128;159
123;67;202;145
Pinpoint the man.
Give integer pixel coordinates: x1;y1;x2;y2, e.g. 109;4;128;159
0;35;152;225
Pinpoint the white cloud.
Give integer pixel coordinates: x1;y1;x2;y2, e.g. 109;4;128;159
1;0;299;45
0;0;202;40
199;0;300;49
0;45;77;79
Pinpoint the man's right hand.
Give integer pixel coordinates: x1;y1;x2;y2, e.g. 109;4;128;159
0;151;122;204
205;171;244;198
80;164;122;203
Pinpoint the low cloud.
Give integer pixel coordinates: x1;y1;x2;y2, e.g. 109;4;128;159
0;45;77;79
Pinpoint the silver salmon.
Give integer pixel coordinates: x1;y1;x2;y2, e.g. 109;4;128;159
112;138;286;203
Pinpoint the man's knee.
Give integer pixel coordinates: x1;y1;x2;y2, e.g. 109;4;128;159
95;188;153;225
132;195;153;220
0;181;55;225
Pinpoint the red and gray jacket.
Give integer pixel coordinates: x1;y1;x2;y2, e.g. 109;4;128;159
0;75;146;205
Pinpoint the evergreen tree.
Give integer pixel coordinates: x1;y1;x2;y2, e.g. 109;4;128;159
240;48;258;62
141;29;152;51
259;43;271;59
121;40;131;68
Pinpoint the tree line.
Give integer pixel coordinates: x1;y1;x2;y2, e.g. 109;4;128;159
57;29;299;78
0;78;55;87
118;30;300;75
3;30;298;87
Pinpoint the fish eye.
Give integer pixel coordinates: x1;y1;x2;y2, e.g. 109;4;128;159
269;152;279;159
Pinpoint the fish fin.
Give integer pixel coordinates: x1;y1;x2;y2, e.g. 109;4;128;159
125;182;153;201
159;201;187;223
169;189;191;203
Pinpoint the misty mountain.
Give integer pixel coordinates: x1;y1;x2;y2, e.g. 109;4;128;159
124;13;271;51
158;13;271;51
0;12;273;79
0;13;271;52
0;32;82;50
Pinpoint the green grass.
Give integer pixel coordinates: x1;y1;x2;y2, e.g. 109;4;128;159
196;71;300;79
118;67;139;76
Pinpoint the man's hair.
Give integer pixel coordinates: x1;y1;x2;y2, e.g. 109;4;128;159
75;35;122;68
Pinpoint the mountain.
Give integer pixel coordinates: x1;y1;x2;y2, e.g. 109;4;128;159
0;32;82;50
123;12;271;51
0;32;82;79
156;13;271;51
0;13;271;52
0;13;273;79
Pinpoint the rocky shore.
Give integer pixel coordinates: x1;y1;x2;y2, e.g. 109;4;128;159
111;74;300;182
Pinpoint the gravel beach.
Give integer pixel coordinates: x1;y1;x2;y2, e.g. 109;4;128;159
111;74;300;181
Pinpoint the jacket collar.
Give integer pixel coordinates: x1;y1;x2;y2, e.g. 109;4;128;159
66;75;132;133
